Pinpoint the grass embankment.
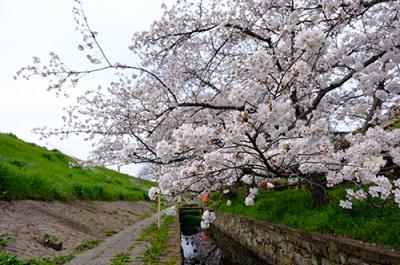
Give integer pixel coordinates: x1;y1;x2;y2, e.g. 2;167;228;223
0;133;155;200
215;187;400;247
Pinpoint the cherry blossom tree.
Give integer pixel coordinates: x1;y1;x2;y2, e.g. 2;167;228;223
17;0;400;209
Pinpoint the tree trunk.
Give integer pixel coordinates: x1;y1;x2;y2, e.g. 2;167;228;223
304;173;328;209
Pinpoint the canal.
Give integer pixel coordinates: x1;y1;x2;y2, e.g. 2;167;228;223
179;208;268;265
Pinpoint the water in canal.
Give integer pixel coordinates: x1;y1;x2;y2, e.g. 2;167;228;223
180;208;268;265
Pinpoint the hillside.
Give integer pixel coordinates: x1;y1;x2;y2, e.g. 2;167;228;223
0;133;154;201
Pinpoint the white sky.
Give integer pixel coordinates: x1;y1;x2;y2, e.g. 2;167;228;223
0;0;175;176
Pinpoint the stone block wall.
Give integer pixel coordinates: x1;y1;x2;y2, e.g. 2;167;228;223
213;212;400;265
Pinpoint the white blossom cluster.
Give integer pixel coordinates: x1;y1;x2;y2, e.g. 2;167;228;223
164;206;177;216
245;187;259;207
327;128;400;208
148;187;160;201
155;140;175;163
200;210;216;229
173;124;215;151
295;28;325;54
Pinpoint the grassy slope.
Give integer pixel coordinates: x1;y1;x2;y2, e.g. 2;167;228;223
0;133;155;201
215;187;400;247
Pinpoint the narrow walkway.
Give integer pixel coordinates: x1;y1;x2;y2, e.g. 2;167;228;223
159;216;181;265
66;211;160;265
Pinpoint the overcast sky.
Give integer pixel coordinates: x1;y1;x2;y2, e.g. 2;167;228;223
0;0;175;176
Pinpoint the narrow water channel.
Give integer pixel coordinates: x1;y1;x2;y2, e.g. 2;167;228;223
179;208;268;265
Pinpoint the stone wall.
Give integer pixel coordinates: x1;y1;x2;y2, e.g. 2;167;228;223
213;212;400;265
209;226;267;265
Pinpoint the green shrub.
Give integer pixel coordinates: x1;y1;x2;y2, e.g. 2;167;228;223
10;160;27;168
41;153;54;161
40;234;59;247
40;234;62;251
6;133;17;139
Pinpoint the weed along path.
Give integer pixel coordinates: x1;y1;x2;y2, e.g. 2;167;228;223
65;209;181;265
66;211;162;265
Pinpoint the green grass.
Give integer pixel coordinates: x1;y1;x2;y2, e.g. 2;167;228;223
139;221;159;241
387;120;400;130
0;133;156;201
109;252;131;265
40;234;59;246
74;240;101;252
166;257;179;265
217;187;400;247
0;235;9;249
139;216;174;265
104;229;118;237
0;253;73;265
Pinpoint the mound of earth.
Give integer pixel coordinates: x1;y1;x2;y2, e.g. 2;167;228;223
0;200;154;258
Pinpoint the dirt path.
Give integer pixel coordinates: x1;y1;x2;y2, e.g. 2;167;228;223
66;211;161;265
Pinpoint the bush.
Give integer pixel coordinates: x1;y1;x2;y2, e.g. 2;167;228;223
40;234;62;251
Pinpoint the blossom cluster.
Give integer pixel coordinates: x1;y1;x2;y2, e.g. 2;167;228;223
200;210;216;229
148;187;160;201
164;206;177;216
245;187;259;207
326;127;400;207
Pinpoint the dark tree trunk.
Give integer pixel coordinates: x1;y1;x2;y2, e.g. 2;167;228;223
304;173;328;209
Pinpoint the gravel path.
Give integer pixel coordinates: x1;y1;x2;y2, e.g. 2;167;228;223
66;211;161;265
